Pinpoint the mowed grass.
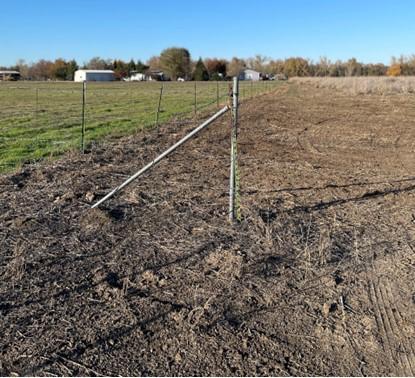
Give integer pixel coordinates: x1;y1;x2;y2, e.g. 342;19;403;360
0;80;279;172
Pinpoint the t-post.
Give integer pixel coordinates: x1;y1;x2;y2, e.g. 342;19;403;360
216;80;220;108
81;81;86;153
194;81;197;117
229;76;240;222
155;84;164;130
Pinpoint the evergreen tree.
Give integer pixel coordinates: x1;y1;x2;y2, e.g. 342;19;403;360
136;60;149;73
66;59;79;80
127;59;136;73
112;59;128;80
193;58;209;81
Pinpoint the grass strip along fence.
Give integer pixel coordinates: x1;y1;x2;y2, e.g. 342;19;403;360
0;80;279;173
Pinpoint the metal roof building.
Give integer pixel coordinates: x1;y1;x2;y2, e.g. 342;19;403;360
74;70;115;82
238;69;262;81
0;71;21;81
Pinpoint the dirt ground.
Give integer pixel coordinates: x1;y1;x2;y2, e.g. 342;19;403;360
1;82;415;376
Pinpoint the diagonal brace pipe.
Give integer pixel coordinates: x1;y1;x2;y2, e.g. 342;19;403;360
91;105;230;209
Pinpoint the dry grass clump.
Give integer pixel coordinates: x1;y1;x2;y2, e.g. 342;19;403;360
290;76;415;95
6;242;26;284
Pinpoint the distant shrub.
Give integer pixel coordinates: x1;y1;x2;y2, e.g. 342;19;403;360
387;64;402;77
210;72;224;81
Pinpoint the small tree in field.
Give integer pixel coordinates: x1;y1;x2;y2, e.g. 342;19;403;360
193;58;209;81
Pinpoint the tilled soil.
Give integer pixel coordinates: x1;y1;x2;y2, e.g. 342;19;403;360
1;83;415;376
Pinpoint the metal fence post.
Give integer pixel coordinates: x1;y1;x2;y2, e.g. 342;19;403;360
81;81;86;153
250;80;253;98
216;80;220;108
35;88;39;128
155;84;163;130
229;76;239;222
194;81;197;116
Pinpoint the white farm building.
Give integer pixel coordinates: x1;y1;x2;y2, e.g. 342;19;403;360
124;72;146;81
238;69;261;81
0;70;21;81
74;70;115;82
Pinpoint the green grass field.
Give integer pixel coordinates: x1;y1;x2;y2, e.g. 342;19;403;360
0;80;279;172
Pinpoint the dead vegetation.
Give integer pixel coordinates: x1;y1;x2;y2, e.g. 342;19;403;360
0;83;414;376
290;76;415;95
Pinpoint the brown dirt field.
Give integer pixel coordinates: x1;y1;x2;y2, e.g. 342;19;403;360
1;82;415;376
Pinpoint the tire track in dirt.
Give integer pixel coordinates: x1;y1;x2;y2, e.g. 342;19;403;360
368;279;414;376
296;117;338;155
296;126;322;155
383;281;415;373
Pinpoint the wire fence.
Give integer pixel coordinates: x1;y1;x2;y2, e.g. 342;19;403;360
0;80;280;172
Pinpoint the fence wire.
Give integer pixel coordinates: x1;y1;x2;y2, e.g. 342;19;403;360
0;80;280;172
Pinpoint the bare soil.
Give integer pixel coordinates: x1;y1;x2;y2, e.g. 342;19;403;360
1;83;415;376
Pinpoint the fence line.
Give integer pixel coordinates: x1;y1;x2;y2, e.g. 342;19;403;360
0;80;280;172
92;77;243;224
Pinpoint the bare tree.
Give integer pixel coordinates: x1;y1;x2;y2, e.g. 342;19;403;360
227;57;246;77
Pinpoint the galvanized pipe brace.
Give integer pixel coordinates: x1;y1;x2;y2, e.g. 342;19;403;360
91;105;230;209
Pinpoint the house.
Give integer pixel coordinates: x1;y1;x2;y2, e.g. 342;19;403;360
274;73;288;81
147;70;167;81
123;70;167;81
238;69;261;81
125;71;147;81
0;71;20;81
74;70;115;82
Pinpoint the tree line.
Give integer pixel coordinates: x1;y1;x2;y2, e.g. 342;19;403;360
2;47;415;81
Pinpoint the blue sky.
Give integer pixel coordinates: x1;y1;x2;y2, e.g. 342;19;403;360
1;0;414;66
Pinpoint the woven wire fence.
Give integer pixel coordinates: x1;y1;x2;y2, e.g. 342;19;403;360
0;80;279;173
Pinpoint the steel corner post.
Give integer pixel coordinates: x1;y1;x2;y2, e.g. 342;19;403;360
229;76;240;223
